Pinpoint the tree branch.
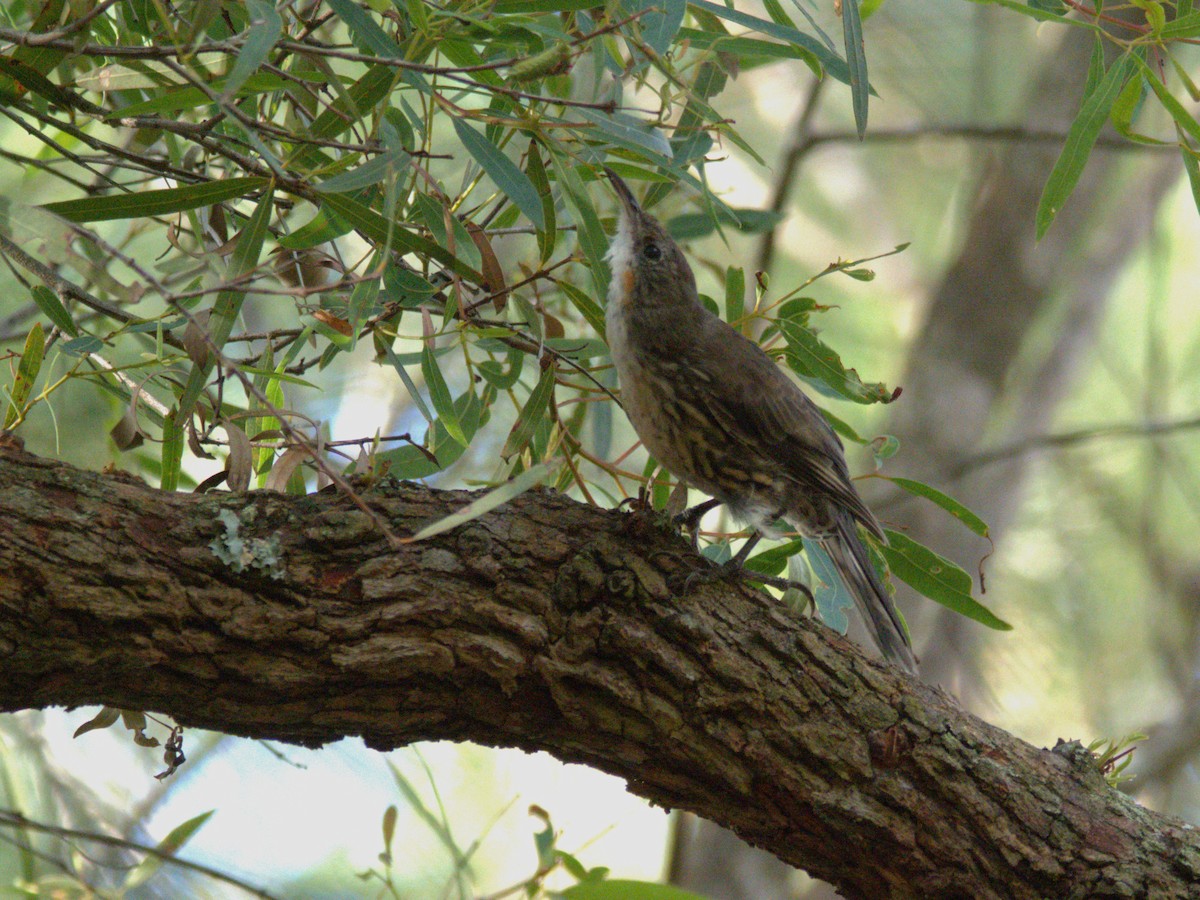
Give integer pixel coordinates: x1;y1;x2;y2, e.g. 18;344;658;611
1;443;1197;898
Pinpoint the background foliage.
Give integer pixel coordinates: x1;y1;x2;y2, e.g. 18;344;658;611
2;0;1200;896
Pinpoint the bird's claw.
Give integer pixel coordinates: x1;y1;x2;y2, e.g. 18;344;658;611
672;498;720;550
678;558;815;608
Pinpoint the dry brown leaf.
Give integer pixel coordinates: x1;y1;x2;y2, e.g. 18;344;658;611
110;402;144;450
312;308;353;336
223;419;253;492
264;446;309;493
465;221;509;311
182;310;212;368
542;311;565;339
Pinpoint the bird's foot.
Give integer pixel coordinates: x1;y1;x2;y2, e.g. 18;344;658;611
678;555;815;608
672;498;721;550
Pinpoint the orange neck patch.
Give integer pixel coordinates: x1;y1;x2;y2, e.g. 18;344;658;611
621;269;635;302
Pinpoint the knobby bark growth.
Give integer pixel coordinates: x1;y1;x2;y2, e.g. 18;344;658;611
1;443;1197;899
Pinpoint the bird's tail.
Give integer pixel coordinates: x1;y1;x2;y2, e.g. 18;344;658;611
818;516;918;673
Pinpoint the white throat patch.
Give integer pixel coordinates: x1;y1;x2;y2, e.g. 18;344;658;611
605;208;635;309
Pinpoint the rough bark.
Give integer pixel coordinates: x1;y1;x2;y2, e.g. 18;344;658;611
1;444;1199;898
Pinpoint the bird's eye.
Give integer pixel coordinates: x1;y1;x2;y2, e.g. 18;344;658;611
642;243;661;260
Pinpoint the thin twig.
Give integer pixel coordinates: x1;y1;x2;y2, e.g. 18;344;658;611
0;808;279;900
954;414;1200;476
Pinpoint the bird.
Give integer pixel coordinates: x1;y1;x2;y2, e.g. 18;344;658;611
602;166;917;673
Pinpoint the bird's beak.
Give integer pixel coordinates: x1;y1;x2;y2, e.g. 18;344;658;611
604;166;642;218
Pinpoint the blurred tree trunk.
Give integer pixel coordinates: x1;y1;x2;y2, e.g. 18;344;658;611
876;18;1178;697
668;814;797;899
672;11;1181;899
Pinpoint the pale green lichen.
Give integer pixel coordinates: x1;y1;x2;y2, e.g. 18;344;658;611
210;507;284;580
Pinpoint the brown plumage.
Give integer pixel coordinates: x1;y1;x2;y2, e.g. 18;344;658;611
603;167;917;673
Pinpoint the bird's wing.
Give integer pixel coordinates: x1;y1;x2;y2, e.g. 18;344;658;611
683;316;885;540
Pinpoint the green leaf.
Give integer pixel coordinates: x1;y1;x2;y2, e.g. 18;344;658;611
879;530;1010;631
317;149;411;193
667;207;784;240
780;318;899;405
639;0;687;54
1036;52;1135;240
410;193;482;274
872;433;900;464
0;57;102;113
375;389;486;479
1178;141;1200;218
548;149;608;295
805;542;853;633
451;119;545;229
347;269;381;341
877;476;989;537
290;65;398;169
963;0;1089;23
1161;10;1200;37
232;365;317;389
1168;54;1200;103
113;72;291;117
841;0;869;137
503;364;556;458
619;0;686;55
1133;54;1200;145
766;0;836;47
123;811;214;892
382;341;434;426
59;335;103;357
818;407;866;444
277;205;353;249
1082;34;1105;101
526;141;557;263
762;0;798;29
561;879;710;899
1135;0;1167;33
533;814;556;868
744;538;807;578
689;0;854;86
176;185;275;423
219;0;281;101
422;343;468;447
724;266;745;323
575;108;675;162
1109;72;1162;145
326;0;403;58
42;177;270;222
384;759;469;871
4;323;44;430
675;28;821;73
478;349;525;390
406;462;555;542
29;285;77;336
492;0;598;9
318;191;483;282
161;408;183;492
557;280;607;341
1025;0;1067;13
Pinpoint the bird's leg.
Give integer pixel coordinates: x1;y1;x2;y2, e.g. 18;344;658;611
731;568;815;604
673;498;721;549
677;525;816;607
723;532;814;603
727;531;763;568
